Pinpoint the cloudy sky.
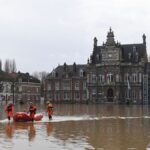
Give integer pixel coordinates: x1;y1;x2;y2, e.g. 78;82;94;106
0;0;150;74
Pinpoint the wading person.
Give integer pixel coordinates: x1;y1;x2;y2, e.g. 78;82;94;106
29;102;37;122
46;101;53;120
5;102;14;121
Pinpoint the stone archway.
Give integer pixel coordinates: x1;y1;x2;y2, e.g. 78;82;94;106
107;88;114;102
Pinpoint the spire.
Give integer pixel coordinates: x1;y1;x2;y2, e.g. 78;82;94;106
93;37;97;47
73;62;77;72
87;58;90;64
142;33;146;45
63;62;67;72
106;27;116;46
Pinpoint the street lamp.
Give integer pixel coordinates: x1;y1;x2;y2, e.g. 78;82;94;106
11;81;15;104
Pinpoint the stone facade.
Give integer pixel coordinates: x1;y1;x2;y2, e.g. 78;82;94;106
88;28;147;104
46;28;148;104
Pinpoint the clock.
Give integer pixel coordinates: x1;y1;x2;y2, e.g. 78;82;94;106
108;54;112;58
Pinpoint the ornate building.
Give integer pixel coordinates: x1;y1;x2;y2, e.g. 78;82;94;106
87;28;147;104
46;28;148;104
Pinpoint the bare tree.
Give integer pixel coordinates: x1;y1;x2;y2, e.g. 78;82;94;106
12;59;17;73
32;71;40;79
4;59;10;73
32;71;48;82
4;59;17;73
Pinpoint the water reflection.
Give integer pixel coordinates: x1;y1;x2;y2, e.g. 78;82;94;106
46;123;53;136
4;122;54;141
28;123;36;141
5;123;14;138
1;104;150;150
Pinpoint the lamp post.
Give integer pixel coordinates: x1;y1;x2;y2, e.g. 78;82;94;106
12;83;15;104
11;81;15;104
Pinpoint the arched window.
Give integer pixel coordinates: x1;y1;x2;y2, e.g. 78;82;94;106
80;69;83;77
116;74;119;82
52;70;56;77
135;52;139;62
96;54;99;61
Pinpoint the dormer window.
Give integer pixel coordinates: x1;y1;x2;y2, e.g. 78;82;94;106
65;73;68;78
52;70;56;77
96;54;99;61
128;53;131;59
133;46;136;52
18;78;22;83
135;52;139;62
80;69;83;77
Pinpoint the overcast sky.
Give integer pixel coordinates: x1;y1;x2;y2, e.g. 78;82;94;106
0;0;150;74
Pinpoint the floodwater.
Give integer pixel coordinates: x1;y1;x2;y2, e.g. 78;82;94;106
1;102;150;150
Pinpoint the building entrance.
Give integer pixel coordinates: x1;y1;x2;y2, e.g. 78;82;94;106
107;88;114;102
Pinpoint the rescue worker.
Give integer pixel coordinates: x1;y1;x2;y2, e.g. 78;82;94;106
29;102;37;122
46;101;53;120
5;102;14;121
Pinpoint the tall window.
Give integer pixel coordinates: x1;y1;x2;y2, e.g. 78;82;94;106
92;74;97;83
75;81;79;90
116;74;119;82
107;73;113;83
139;73;142;83
55;82;59;90
132;73;137;83
132;90;136;99
83;81;87;89
87;74;90;83
55;92;60;100
74;92;80;100
80;69;83;77
82;92;87;100
102;75;105;82
124;73;129;82
47;83;51;91
52;70;56;77
64;92;70;100
98;75;103;83
63;80;70;90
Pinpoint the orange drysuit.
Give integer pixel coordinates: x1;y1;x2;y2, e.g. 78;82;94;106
5;103;14;120
47;103;53;119
29;105;37;121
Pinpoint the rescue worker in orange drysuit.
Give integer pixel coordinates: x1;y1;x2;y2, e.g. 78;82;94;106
5;102;14;121
29;102;37;122
47;101;53;120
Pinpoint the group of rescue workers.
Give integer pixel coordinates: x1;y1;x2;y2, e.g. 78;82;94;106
5;100;53;121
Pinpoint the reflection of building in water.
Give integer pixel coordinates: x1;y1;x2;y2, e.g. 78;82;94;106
4;122;36;142
28;123;36;141
46;123;53;136
5;123;14;138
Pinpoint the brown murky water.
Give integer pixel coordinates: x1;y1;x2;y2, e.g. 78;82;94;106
0;102;150;150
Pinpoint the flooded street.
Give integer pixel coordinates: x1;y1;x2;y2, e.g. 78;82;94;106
1;103;150;150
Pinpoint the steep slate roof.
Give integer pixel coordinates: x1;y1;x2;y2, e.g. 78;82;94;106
47;64;87;78
91;29;146;64
17;72;40;83
121;43;146;62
